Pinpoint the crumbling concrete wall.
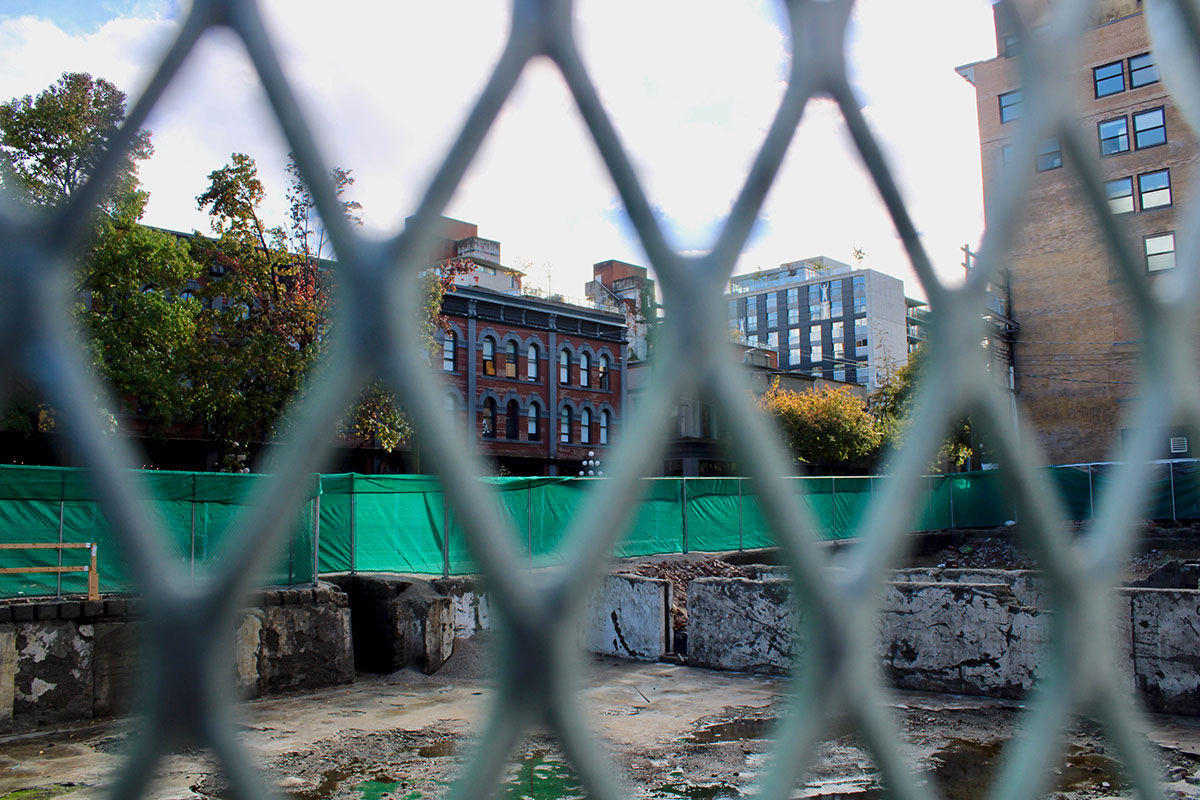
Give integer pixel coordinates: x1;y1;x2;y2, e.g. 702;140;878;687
433;577;492;639
1127;588;1200;714
327;575;455;674
582;574;671;661
892;568;1043;607
0;585;352;731
688;578;796;674
880;582;1045;698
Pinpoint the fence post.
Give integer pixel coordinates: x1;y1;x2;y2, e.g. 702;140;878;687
442;492;450;579
948;475;955;530
190;474;197;580
927;475;934;532
56;500;64;598
737;479;743;552
350;485;357;575
1088;464;1095;520
527;483;533;568
681;478;689;554
311;492;321;586
1170;461;1178;522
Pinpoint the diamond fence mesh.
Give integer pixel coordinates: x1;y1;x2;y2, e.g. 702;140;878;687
1;0;1198;798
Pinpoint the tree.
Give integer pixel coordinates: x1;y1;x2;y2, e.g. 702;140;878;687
0;72;152;210
759;380;881;473
869;345;975;470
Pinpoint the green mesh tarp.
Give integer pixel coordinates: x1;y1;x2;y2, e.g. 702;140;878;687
0;465;317;599
6;462;1200;597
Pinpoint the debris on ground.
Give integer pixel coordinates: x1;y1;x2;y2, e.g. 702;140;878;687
629;558;752;631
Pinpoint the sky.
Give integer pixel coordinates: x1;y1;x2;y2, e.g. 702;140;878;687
0;1;999;302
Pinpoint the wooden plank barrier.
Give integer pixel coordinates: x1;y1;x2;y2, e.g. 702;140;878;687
0;542;100;601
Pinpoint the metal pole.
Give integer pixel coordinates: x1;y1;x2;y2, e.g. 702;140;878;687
56;500;64;598
1088;464;1095;520
737;479;743;552
949;475;955;530
1170;461;1177;522
350;488;357;575
442;492;450;579
527;484;533;568
927;475;934;532
190;475;197;580
681;478;689;554
312;492;321;586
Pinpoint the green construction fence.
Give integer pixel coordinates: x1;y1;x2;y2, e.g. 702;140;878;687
1;461;1198;598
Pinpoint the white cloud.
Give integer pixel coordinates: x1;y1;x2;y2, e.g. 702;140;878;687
0;0;998;300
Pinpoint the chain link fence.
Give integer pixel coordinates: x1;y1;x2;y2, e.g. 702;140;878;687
2;0;1199;798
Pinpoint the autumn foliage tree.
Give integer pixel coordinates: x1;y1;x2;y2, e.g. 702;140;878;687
759;380;882;474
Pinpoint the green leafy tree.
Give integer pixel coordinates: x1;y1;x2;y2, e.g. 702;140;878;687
0;71;152;209
79;189;205;433
869;345;975;470
759;380;882;474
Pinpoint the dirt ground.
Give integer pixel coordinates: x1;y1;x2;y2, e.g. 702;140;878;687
3;635;1200;800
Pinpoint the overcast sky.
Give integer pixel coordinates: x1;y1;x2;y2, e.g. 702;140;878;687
0;1;998;302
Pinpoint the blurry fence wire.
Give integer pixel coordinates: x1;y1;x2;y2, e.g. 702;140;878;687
0;0;1196;798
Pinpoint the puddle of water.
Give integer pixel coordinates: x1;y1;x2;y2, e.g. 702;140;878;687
417;741;457;759
502;750;585;800
684;718;777;744
931;739;1125;799
353;779;422;800
652;782;742;798
0;785;80;800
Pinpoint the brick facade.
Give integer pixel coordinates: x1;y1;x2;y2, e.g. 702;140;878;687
439;286;626;475
960;5;1195;464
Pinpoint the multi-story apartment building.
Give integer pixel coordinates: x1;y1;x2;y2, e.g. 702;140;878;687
956;0;1192;463
430;220;627;476
726;256;920;388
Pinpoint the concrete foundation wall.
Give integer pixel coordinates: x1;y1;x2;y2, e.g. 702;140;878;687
582;574;671;661
688;578;796;675
0;585;352;731
687;574;1200;715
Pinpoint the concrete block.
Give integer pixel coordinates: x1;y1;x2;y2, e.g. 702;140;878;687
235;611;266;697
0;606;11;624
582;574;670;661
433;578;492;639
93;622;144;717
11;605;33;622
688;578;797;674
892;568;1043;608
104;599;126;617
1129;588;1200;714
33;603;58;621
0;627;15;728
880;582;1045;698
58;603;81;620
342;575;449;673
13;621;94;724
82;601;104;618
256;603;354;695
264;590;281;607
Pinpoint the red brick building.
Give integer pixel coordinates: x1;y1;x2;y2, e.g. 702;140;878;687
430;220;627;475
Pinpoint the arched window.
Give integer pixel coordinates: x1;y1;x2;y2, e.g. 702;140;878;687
580;352;591;388
559;349;570;385
528;402;540;440
482;337;496;376
443;332;457;372
600;409;610;444
560;407;571;443
506;341;518;379
505;399;519;439
527;343;539;381
482;398;496;438
598;354;610;390
580;408;591;444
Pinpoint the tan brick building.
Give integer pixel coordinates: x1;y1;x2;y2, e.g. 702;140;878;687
956;0;1196;464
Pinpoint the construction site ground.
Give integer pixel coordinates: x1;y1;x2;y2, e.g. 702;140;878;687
6;525;1200;800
